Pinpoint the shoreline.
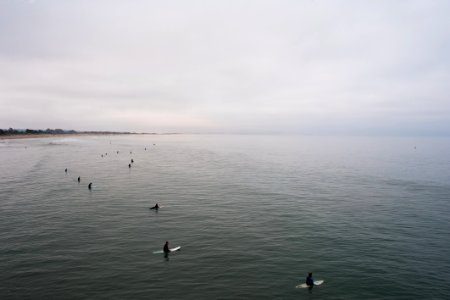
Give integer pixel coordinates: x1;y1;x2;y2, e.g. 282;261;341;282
0;133;154;140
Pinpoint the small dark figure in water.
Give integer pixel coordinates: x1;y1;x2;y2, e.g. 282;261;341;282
105;153;107;156
78;176;81;183
117;151;119;154
145;147;147;150
164;241;170;253
65;168;67;173
163;241;170;259
101;154;103;158
306;273;314;287
150;203;159;210
128;163;131;168
88;183;92;190
131;159;134;163
130;151;132;154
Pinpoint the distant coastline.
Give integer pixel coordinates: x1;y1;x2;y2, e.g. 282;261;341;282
0;128;160;140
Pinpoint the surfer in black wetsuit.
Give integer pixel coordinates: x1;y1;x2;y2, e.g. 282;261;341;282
150;203;159;210
164;241;170;254
128;163;131;168
88;182;92;190
78;176;81;183
306;273;314;287
163;241;171;259
65;168;67;173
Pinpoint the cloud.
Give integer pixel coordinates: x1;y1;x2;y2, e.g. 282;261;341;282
1;0;449;134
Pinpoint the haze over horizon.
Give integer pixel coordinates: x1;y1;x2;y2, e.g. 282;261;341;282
1;0;449;135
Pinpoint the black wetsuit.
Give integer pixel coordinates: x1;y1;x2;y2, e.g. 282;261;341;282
306;276;314;286
163;243;170;253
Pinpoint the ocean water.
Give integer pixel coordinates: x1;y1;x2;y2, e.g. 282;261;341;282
0;134;449;299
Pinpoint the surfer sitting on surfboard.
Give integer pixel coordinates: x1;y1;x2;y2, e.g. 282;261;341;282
163;241;170;254
150;203;159;210
306;273;314;286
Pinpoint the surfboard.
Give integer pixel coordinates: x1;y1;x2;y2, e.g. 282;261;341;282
152;246;181;254
295;280;324;288
149;206;164;210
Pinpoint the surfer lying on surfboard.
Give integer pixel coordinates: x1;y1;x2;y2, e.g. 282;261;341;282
150;203;159;210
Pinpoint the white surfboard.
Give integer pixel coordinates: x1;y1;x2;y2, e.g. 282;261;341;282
152;246;181;254
149;205;164;210
296;280;324;288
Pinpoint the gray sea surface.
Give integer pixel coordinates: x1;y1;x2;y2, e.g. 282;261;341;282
1;134;449;299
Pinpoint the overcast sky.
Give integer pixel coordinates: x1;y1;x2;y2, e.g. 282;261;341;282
1;0;449;135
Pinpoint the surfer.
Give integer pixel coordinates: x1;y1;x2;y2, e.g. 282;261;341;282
306;273;314;287
163;241;171;259
164;241;170;254
78;176;81;183
128;163;131;168
65;168;67;173
131;159;134;163
150;203;159;210
88;182;92;190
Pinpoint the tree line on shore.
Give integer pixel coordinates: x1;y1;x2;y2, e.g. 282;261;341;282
0;128;135;136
